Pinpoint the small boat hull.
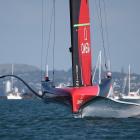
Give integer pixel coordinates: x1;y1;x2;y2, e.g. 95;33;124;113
7;93;22;100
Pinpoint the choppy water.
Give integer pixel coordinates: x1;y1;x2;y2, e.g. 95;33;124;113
0;99;140;140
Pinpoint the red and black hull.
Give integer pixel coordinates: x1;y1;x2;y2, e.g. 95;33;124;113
42;77;112;114
42;78;140;118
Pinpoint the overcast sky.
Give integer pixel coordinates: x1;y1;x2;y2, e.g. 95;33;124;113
0;0;140;74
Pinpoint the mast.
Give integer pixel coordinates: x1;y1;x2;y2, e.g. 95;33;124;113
99;51;102;84
128;64;131;94
45;64;49;81
46;65;49;78
69;0;92;87
11;64;14;90
92;51;102;84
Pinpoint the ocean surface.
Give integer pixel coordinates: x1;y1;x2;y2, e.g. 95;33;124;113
0;99;140;140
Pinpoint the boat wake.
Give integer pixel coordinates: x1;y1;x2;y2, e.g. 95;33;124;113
80;97;140;118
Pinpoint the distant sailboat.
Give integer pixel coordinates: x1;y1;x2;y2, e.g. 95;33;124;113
120;65;140;101
7;88;22;99
6;64;22;99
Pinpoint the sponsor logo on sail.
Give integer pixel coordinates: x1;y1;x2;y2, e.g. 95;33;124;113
81;42;90;54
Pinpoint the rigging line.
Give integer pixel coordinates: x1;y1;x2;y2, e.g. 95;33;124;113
44;0;47;65
52;0;56;83
102;0;111;70
44;0;48;68
95;0;106;68
45;1;55;69
41;0;44;81
43;0;48;71
98;0;108;70
42;0;48;76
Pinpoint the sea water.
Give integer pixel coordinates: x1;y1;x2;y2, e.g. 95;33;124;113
0;99;140;140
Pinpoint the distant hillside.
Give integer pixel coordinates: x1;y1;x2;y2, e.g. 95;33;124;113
0;64;140;96
0;64;40;75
